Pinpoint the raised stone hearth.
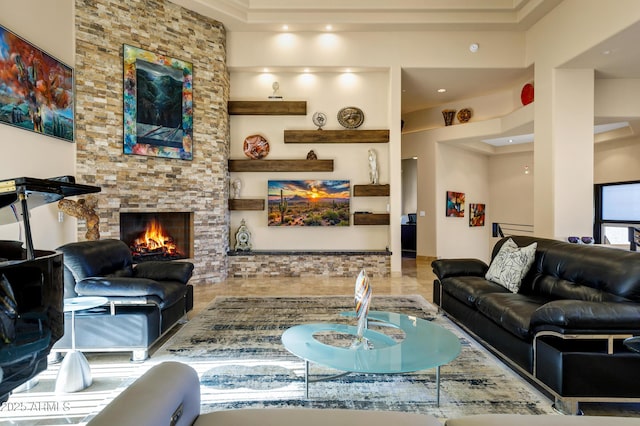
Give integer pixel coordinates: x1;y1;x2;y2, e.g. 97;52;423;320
228;250;391;278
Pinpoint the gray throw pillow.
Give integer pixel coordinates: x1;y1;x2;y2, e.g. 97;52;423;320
485;238;537;293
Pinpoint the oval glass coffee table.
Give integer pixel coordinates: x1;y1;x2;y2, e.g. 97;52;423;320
282;311;461;405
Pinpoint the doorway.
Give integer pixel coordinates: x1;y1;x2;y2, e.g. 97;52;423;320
401;158;418;266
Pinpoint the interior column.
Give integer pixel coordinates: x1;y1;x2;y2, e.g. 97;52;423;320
389;65;403;275
533;67;595;240
534;68;595;240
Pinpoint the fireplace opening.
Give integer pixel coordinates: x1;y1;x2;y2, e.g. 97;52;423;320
120;212;193;262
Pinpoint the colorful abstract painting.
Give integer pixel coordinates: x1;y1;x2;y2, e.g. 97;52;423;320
469;203;486;227
0;25;74;141
123;44;193;160
268;180;350;226
446;191;465;217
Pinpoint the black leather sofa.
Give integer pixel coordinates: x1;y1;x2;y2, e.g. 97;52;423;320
51;239;194;361
432;235;640;414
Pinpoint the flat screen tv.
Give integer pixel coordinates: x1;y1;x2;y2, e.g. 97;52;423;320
268;180;350;226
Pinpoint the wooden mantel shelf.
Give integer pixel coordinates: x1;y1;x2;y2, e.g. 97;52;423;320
353;184;390;196
228;101;307;115
284;129;389;144
229;159;334;172
353;212;390;225
229;198;265;210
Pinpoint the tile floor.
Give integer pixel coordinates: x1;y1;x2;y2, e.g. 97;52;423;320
8;257;637;422
189;257;435;318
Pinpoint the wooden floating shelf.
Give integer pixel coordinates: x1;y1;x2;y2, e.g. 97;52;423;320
229;159;334;172
353;213;390;225
283;129;389;144
353;184;390;197
228;101;307;115
229;198;265;210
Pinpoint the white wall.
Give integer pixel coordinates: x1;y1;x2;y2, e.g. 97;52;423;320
401;84;535;259
436;143;491;262
595;137;640;184
227;31;526;70
226;29;527;270
401;131;436;257
489;151;535;243
400;1;640;259
402;86;528;134
595;79;640;119
229;71;391;251
528;0;640;239
0;0;77;250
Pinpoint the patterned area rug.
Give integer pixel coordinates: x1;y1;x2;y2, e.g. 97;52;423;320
152;295;557;421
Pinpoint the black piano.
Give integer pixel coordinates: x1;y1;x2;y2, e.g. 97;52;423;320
0;176;100;402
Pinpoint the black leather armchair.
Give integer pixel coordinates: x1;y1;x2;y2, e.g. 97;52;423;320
52;239;194;361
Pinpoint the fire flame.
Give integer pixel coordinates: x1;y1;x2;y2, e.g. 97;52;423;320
132;219;181;257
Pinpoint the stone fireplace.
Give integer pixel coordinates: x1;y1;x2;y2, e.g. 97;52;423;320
120;212;194;262
74;0;230;284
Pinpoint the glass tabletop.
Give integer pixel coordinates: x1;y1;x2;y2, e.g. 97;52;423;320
281;311;461;374
64;296;109;312
624;336;640;353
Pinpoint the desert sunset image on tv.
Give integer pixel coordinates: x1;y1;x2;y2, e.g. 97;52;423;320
268;180;350;226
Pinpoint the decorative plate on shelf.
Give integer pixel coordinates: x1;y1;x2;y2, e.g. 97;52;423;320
337;106;364;129
457;108;472;123
243;134;270;159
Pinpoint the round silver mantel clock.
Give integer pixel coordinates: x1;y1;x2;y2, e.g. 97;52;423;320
235;219;252;251
312;112;327;130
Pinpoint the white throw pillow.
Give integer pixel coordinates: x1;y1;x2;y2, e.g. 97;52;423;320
485;238;537;293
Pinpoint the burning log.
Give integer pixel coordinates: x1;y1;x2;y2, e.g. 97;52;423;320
129;218;184;261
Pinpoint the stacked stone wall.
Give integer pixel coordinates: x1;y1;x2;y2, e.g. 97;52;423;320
228;252;391;278
75;0;229;283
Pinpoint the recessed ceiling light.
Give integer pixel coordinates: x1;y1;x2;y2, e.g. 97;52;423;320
325;25;333;31
437;88;446;93
469;43;479;53
509;139;513;143
282;25;289;31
